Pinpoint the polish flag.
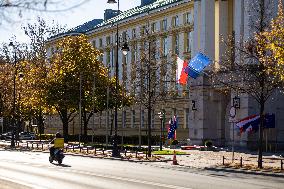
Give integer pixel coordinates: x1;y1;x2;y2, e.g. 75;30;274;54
176;57;188;85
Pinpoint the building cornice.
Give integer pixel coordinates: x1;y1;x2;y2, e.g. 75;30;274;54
88;0;193;39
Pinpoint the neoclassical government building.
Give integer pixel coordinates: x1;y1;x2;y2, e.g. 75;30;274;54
47;0;284;149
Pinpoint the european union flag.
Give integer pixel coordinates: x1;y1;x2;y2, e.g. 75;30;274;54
185;53;211;79
264;113;275;128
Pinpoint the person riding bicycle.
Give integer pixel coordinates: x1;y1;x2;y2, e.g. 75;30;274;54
49;132;63;157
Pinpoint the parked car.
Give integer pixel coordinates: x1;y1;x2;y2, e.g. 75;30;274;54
29;132;36;139
19;132;35;140
0;132;13;140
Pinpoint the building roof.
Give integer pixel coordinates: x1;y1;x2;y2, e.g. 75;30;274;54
90;0;185;31
49;0;187;40
68;19;104;34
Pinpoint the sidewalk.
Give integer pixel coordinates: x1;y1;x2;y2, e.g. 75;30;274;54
145;148;284;177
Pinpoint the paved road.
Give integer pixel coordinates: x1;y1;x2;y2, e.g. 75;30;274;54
0;150;283;189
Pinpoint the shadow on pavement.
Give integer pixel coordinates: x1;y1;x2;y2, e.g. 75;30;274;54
51;163;72;167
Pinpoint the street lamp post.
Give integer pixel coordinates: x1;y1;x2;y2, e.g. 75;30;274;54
79;72;82;147
107;0;129;157
158;112;163;151
158;110;165;151
143;13;154;157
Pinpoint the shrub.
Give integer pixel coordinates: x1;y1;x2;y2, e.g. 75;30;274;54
37;134;55;140
171;140;179;145
204;140;213;148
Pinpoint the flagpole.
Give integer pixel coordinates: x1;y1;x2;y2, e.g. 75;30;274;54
232;121;235;163
229;106;236;163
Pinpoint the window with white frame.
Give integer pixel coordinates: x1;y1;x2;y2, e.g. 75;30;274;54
174;34;179;55
122;110;126;128
99;38;103;47
106;36;111;45
162;36;168;56
132;43;137;62
106;51;110;65
185;12;192;24
151;109;155;128
185;108;190;128
131;110;135;128
186;31;193;53
162;19;167;31
122;31;127;41
132;28;136;39
141;110;144;128
99;111;102;128
141;25;146;35
172;15;179;27
92;40;96;48
151;22;156;33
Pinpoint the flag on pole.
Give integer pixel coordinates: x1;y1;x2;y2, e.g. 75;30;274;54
167;116;178;139
236;113;275;134
185;52;211;79
176;57;188;85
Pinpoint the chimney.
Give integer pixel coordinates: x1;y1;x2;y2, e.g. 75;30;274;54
104;9;120;21
141;0;156;6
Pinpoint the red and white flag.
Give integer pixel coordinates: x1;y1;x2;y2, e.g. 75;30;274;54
176;57;188;85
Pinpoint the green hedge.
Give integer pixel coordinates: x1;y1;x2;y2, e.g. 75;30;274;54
36;134;55;140
65;134;161;145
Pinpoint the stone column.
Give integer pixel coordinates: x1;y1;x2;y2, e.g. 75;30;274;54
192;0;201;57
215;0;229;64
200;0;215;60
189;0;216;145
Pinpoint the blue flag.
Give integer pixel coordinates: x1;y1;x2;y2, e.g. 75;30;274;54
185;53;211;79
264;113;275;128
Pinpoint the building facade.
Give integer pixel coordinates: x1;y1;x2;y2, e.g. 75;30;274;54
47;0;284;149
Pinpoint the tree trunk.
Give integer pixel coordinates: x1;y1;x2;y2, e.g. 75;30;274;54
82;108;88;143
110;112;113;136
258;98;265;168
147;106;152;157
37;109;44;140
59;109;69;142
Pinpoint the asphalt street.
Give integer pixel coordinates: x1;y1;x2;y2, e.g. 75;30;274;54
0;150;283;189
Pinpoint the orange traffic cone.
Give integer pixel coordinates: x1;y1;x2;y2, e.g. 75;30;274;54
172;150;178;165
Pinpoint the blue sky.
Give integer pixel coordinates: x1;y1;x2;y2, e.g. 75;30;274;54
0;0;141;43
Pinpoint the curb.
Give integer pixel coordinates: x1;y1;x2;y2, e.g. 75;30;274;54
204;166;284;178
1;146;171;163
137;161;284;178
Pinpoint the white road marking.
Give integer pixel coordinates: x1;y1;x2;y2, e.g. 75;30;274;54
0;175;47;189
60;169;191;189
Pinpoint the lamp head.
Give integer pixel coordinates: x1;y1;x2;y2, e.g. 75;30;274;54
8;42;15;52
121;42;129;56
19;72;24;81
107;0;117;4
9;42;14;47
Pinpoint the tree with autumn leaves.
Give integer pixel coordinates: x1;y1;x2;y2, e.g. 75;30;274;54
1;19;131;142
46;35;131;141
19;17;66;136
0;42;28;132
261;0;284;81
